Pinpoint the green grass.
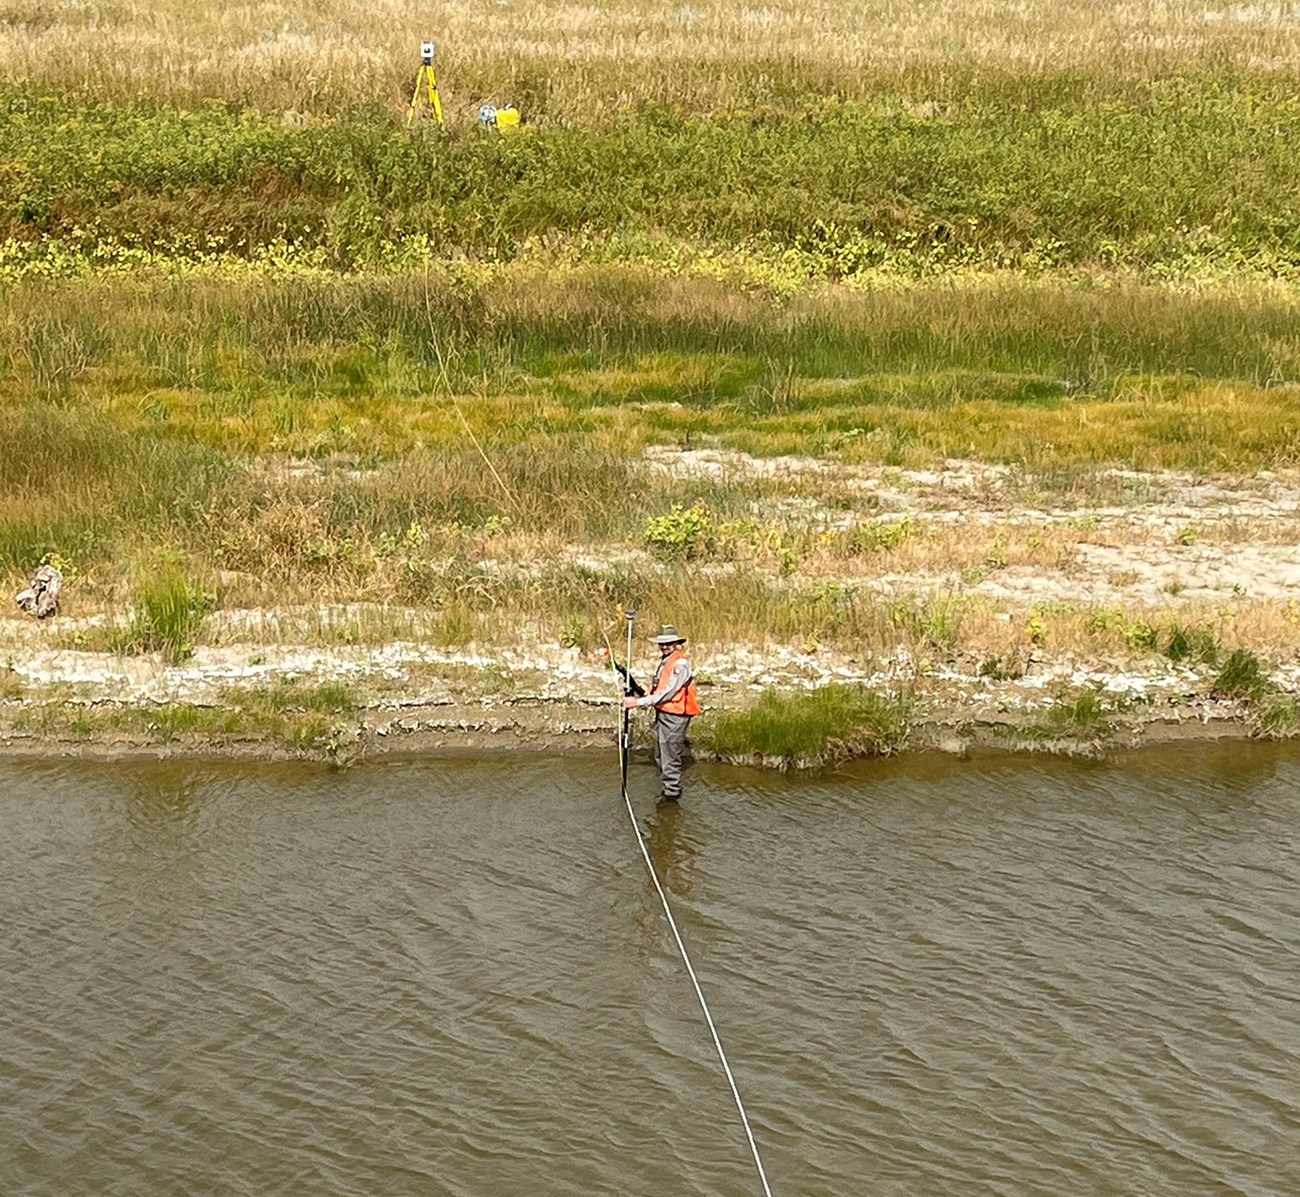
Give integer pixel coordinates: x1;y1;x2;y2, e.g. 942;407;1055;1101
700;684;912;767
1254;698;1300;740
0;667;22;701
12;268;1299;411
3;269;1298;476
1162;622;1222;666
0;404;224;574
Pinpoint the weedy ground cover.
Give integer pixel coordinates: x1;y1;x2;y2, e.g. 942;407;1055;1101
3;77;1299;276
2;263;1299;666
11;679;361;750
1004;684;1126;744
3;268;1297;460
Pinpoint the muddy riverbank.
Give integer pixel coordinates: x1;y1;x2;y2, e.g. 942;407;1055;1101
0;638;1268;765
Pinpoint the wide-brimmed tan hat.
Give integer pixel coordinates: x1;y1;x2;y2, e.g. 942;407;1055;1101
652;625;686;645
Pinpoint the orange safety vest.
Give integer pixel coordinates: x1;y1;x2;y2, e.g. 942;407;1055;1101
653;648;701;716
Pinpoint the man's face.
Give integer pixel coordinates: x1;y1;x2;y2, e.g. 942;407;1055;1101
659;642;675;656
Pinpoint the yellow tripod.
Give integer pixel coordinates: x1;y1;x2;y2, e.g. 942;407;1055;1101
406;41;444;126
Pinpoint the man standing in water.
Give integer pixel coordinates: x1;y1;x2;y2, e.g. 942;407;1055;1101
624;625;701;802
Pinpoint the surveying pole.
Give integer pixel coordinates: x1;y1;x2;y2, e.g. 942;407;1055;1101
406;40;444;126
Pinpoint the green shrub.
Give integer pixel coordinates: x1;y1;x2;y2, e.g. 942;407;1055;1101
643;503;714;561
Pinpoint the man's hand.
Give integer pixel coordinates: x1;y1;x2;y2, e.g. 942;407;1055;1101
622;697;639;710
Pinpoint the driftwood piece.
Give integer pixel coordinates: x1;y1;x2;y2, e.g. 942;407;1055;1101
16;564;62;619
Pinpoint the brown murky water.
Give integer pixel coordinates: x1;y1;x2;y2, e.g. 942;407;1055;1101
2;744;1298;1196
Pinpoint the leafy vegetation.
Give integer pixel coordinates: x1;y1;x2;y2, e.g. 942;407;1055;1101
643;505;715;561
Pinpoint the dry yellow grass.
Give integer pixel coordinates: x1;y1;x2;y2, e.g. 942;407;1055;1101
2;1;1298;115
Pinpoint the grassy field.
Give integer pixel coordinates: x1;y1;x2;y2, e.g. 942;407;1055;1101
4;263;1300;665
3;0;1298;116
6;2;1297;276
3;1;1300;752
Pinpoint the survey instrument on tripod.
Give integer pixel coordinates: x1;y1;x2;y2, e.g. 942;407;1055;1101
406;40;444;126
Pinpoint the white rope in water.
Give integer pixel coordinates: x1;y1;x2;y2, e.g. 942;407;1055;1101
619;782;776;1197
607;627;774;1197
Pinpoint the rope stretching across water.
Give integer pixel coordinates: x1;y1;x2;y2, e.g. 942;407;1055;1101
606;626;774;1197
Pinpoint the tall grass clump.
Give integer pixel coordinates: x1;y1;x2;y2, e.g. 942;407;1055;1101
701;684;912;767
0;404;227;571
116;555;214;662
1162;622;1221;666
1210;648;1273;703
1254;698;1300;740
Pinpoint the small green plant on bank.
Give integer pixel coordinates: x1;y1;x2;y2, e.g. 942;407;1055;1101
376;521;428;559
978;653;1026;681
1210;648;1272;703
1120;618;1157;651
851;518;915;554
1009;684;1121;743
700;684;912;768
888;591;962;653
0;664;22;701
559;612;586;648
